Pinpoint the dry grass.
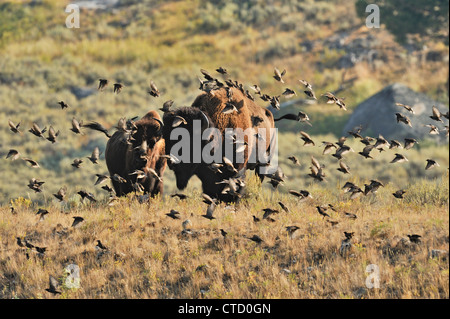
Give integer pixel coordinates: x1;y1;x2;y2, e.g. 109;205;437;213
0;176;448;299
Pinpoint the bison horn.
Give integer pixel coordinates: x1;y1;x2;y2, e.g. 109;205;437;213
151;117;164;135
200;111;210;129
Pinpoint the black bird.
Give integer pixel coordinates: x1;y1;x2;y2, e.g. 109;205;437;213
95;240;108;250
316;206;330;218
71;216;84;227
252;215;261;223
407;234;421;244
288;156;301;165
202;203;216;220
8;120;21;134
430;106;443;122
58;101;69;109
395;102;414;114
247;234;264;244
389;139;403;149
113;83;124;94
171;193;188;200
220;229;228;238
82;121;111;138
6;149;20;161
46;126;60;144
22;157;40;168
77;190;97;203
87;147;100;164
425;159;439;170
262;208;279;220
46;275;62;295
300;131;315;146
27;178;45;193
70;117;83;134
29;123;47;138
273;67;286;83
148;80;160;97
274;112;312;126
278;201;290;213
337;161;350;174
404;138;418;150
358;145;375;159
390;153;408;164
286;226;300;237
166;209;181;219
53;186;67;202
98;79;108;91
216;67;227;75
395;113;412;127
200;68;214;81
282;88;297;98
34;246;47;255
344;231;354;240
269;95;281;110
160;100;174;113
393;189;406;199
71;159;83;168
101;185;114;194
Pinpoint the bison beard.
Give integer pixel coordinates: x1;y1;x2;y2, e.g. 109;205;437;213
105;110;166;197
162;87;276;202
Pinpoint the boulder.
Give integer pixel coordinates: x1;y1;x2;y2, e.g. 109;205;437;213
343;83;448;142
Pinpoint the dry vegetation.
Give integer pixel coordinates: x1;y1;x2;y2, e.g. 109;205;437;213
0;0;448;300
0;174;448;299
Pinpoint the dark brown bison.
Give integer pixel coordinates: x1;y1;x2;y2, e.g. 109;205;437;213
162;87;276;202
105;110;166;197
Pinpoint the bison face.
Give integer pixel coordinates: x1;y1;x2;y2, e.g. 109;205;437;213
129;119;163;171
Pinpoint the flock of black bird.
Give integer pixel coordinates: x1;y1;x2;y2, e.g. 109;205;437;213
4;66;449;295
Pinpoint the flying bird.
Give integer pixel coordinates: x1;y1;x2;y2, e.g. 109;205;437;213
71;216;84;227
424;124;439;135
82;121;111;138
395;102;414;114
113;83;124;94
282;88;297;98
202;203;216;220
407;234;421;244
53;186;67;202
425;159;439;170
46;126;60;144
98;79;108;91
430;106;443;122
148;80;160;97
29;123;47;138
87;147;101;164
70;118;83;134
404;138;418;150
46;275;62;295
390;153;408;164
337;161;351;174
395;113;412;127
273;67;286;83
288;156;300;165
300;131;315;146
166;209;181;219
6;149;20;161
8;120;21;134
58;101;69;109
71;159;83;168
216;67;227;75
22;157;40;168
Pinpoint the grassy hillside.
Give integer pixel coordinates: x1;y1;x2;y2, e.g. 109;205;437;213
0;0;448;300
0;0;448;203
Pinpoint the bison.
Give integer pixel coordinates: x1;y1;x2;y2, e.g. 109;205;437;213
105;110;167;197
162;86;276;202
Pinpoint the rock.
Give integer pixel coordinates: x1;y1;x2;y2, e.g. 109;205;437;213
343;83;448;143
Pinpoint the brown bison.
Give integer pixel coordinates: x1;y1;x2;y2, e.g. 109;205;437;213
162;86;276;202
105;110;167;197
